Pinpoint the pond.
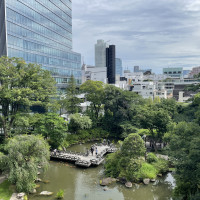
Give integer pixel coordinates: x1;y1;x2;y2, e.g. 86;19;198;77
30;143;175;200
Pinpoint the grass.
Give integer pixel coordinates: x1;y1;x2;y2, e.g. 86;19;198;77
0;180;14;200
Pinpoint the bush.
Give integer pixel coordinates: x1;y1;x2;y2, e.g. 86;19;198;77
136;163;157;179
152;159;169;174
147;153;158;163
56;189;64;199
126;158;144;181
105;152;121;178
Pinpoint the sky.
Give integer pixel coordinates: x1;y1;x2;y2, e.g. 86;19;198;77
72;0;200;73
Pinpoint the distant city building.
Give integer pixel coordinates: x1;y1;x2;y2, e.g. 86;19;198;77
134;66;140;72
133;66;152;74
173;83;198;102
115;58;123;77
95;40;107;68
188;66;200;78
106;45;116;84
163;67;183;78
183;70;191;78
0;0;82;91
82;64;107;83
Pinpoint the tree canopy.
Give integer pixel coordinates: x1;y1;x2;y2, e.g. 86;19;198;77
1;135;50;193
0;56;56;138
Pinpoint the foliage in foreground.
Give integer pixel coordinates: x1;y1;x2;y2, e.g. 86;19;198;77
0;56;56;138
168;122;200;200
56;189;64;199
0;180;13;200
1;135;50;193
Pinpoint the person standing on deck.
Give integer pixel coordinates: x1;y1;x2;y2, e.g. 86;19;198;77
95;147;98;157
91;146;94;155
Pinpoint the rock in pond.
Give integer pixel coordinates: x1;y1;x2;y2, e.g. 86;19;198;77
30;189;37;194
143;178;150;185
40;191;53;196
10;193;25;200
35;178;42;182
125;182;133;188
100;178;116;186
158;174;162;177
150;179;156;182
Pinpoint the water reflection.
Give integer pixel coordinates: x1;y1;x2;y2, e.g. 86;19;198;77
29;143;175;200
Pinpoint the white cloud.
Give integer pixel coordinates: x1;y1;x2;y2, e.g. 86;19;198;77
72;0;200;73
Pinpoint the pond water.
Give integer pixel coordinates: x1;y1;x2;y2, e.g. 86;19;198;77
30;143;175;200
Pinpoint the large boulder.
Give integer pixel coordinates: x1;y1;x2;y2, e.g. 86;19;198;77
40;191;53;196
100;178;116;186
125;182;133;188
143;178;150;185
17;193;25;199
30;189;37;194
10;193;25;200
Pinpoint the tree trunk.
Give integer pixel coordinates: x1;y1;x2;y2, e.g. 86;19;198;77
152;140;158;152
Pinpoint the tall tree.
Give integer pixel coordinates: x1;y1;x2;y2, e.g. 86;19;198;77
103;85;144;136
0;56;56;138
31;113;68;148
62;75;81;114
139;107;171;152
168;122;200;200
80;80;105;123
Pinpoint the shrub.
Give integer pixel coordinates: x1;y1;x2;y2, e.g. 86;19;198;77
56;189;64;199
136;163;157;179
105;152;121;178
126;158;144;181
147;153;158;163
152;159;169;174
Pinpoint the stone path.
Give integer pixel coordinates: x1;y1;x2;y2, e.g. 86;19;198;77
51;144;117;167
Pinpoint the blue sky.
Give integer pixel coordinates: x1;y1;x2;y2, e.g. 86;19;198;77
72;0;200;73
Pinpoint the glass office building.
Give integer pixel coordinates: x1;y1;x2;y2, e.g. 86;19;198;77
115;58;123;77
0;0;81;90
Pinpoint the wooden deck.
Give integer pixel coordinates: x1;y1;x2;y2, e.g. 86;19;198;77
50;144;117;167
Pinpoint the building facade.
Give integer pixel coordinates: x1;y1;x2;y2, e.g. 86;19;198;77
163;67;183;78
82;64;107;83
0;0;81;91
106;45;116;84
95;39;107;68
188;66;200;78
115;58;123;77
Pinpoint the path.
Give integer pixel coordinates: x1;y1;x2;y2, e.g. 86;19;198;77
50;144;117;167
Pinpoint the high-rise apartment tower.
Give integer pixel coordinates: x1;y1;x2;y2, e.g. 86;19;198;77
0;0;81;91
106;45;116;84
95;40;107;68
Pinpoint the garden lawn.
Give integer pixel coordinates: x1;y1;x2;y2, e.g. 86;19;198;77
0;180;13;200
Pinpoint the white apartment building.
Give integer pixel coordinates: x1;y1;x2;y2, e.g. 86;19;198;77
82;64;107;83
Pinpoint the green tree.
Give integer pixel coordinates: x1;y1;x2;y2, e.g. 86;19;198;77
0;57;56;138
2;135;50;193
105;133;145;180
168;122;200;200
62;75;81;114
69;113;92;133
139;107;171;152
80;80;105;123
121;133;145;159
103;85;143;135
32;113;68;148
